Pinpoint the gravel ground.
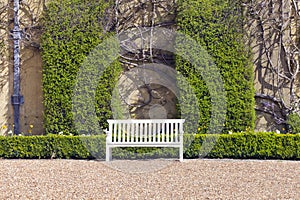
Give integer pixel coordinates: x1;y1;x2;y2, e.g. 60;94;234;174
0;159;299;199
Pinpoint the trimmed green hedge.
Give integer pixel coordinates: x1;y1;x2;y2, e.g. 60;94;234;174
0;133;298;160
187;132;300;159
176;0;255;133
41;0;121;135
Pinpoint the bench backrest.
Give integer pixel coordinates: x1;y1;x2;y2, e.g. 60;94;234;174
107;119;185;143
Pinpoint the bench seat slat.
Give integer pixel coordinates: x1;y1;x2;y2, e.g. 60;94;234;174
162;123;165;142
176;124;178;142
126;123;130;142
113;123;117;142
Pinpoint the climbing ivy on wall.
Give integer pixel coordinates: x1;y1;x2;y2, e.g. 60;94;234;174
41;0;121;135
176;0;255;133
41;0;255;134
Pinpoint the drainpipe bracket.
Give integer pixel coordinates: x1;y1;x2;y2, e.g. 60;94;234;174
11;95;24;105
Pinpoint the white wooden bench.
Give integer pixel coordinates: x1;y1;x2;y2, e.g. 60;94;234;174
105;119;185;162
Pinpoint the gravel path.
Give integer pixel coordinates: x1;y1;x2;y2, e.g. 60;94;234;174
0;159;299;199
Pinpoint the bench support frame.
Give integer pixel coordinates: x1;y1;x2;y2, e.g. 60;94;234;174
105;119;185;162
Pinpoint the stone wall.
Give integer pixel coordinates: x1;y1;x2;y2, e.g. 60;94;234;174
0;0;9;135
245;0;300;132
0;0;299;135
0;0;46;135
115;0;179;120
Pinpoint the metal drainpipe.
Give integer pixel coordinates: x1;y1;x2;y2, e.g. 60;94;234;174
11;0;24;135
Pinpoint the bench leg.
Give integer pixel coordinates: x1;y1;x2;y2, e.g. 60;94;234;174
106;146;112;161
179;144;183;162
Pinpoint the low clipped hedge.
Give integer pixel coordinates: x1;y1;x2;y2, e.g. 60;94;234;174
186;132;299;159
0;132;299;160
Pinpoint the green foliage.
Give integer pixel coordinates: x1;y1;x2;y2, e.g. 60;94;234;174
176;0;255;133
41;0;121;135
0;135;178;159
186;132;299;159
0;133;298;160
0;135;92;159
41;0;256;135
287;113;300;134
